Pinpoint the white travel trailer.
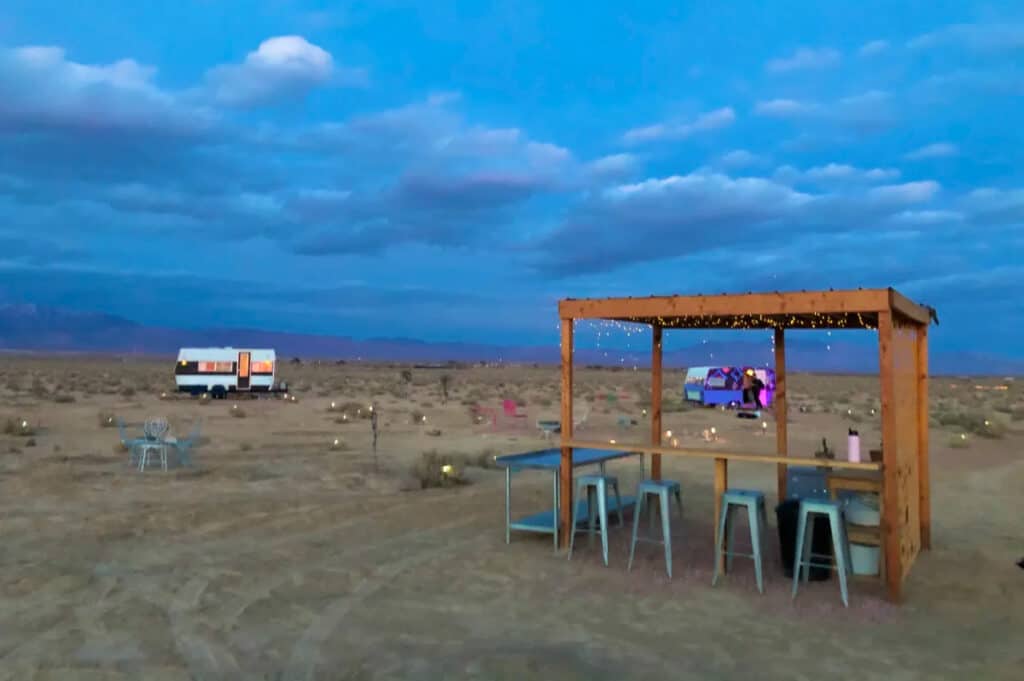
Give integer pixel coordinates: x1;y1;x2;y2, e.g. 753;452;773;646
175;348;276;397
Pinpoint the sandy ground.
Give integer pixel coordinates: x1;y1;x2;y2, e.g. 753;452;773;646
0;357;1022;680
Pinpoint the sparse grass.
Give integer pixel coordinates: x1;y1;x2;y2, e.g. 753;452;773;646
240;442;253;452
121;386;136;398
426;428;442;437
230;405;247;418
410;410;426;424
52;393;76;404
97;411;117;428
949;433;970;449
329;438;347;451
412;451;466;489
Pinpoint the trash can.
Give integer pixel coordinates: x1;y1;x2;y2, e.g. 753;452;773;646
776;499;832;580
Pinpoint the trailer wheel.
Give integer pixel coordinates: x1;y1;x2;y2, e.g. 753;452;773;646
212;386;227;400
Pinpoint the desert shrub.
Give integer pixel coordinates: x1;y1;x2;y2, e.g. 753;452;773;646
230;405;246;418
3;417;36;436
240;442;253;452
426;428;442;437
412;451;466;489
52;393;76;404
329;438;347;451
25;438;36;447
121;386;136;398
421;401;434;408
933;409;1005;439
199;393;212;405
662;399;692;413
97;411;117;428
536;398;553;408
410;410;426;424
949;433;970;449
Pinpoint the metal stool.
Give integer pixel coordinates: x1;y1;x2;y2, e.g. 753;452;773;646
792;498;853;606
567;474;623;566
628;479;683;578
712;489;768;593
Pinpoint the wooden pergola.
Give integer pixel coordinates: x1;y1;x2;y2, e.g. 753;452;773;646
557;288;934;602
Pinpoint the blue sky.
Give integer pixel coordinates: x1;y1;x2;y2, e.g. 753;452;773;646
0;1;1022;356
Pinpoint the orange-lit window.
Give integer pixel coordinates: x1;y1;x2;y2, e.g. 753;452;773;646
251;360;274;374
198;361;234;373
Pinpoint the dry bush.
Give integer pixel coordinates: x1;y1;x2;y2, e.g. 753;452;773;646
199;393;212;405
120;386;136;398
410;410;426;424
426;428;442;437
3;417;36;437
52;393;76;404
240;442;253;452
335;401;372;419
230;405;246;418
97;411;117;428
933;409;1005;439
329;438;348;451
412;451;466;489
949;433;970;449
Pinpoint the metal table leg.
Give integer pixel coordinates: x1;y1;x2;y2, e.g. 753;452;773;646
552;469;560;553
505;467;512;544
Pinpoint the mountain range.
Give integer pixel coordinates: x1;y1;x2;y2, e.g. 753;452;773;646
2;303;1022;375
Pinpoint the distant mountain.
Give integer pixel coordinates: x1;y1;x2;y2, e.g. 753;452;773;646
2;303;1022;375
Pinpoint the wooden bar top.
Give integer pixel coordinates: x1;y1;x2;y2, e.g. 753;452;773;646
562;439;883;472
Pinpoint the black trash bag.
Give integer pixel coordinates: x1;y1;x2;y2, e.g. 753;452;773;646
776;499;833;581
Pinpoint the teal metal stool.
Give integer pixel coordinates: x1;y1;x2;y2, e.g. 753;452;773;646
627;479;683;578
712;489;768;594
567;474;624;566
792;498;854;607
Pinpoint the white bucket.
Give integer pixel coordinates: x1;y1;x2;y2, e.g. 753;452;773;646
850;543;880;575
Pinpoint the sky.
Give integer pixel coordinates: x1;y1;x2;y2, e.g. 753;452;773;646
0;1;1022;357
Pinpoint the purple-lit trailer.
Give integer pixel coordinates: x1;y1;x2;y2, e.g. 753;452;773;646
683;366;776;407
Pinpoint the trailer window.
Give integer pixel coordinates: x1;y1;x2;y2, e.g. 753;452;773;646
251;360;274;374
199;361;234;373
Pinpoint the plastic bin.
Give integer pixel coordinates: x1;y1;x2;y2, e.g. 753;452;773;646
776;499;832;580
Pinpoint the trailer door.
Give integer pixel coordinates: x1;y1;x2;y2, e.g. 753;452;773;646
238;351;251;390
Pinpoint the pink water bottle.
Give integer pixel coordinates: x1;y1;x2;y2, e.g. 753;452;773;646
847;428;861;463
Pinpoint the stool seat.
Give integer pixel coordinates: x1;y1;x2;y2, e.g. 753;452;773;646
792;498;853;607
628;479;684;578
567;474;624;566
712;488;768;593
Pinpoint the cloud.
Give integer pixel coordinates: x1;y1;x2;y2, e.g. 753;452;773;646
585;154;639;179
858;40;889;56
755;91;896;132
904;142;958;160
622;107;735;144
754;99;818;117
867;181;940;204
908;23;1024;52
717;150;766;168
889;210;964;226
0;45;215;137
765;47;841;73
774;163;900;184
204;36;364;107
960;187;1024;224
530;170;954;277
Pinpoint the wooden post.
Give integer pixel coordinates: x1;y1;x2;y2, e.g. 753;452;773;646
917;325;931;550
774;328;788;501
878;310;903;602
714;457;728;574
559;318;574;549
651;325;663;480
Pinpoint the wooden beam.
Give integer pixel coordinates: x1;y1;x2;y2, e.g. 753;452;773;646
559;288;892;322
714;457;728;575
650;324;663;481
889;288;932;326
774;328;788;501
878;310;903;603
559;318;574;549
562;439;883;471
917;325;931;550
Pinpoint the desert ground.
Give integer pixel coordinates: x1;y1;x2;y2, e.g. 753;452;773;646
0;355;1021;680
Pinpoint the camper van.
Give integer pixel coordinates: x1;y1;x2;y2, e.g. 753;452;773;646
684;366;775;407
175;348;276;396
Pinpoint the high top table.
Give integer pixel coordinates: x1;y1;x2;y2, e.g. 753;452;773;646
495;448;641;552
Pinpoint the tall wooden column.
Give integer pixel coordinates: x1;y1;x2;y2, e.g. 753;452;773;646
878;310;903;602
774;328;788;500
559;318;574;549
650;325;663;480
917;325;931;550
